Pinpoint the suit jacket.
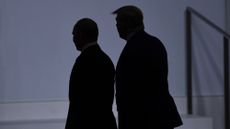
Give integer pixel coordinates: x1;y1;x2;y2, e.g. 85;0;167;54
116;30;183;129
65;44;117;129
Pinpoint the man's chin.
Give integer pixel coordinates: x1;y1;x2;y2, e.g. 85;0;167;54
76;47;81;51
119;34;127;40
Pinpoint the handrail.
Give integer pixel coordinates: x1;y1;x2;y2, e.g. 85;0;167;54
187;7;230;38
185;7;230;129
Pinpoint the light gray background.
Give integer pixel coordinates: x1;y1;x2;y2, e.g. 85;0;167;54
0;0;226;102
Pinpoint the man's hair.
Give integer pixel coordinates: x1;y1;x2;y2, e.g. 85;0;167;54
112;5;144;29
74;18;98;41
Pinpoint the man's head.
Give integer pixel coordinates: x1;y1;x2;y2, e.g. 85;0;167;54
72;18;98;51
112;5;144;40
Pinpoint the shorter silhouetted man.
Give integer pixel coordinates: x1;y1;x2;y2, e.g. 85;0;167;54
113;5;183;129
65;18;117;129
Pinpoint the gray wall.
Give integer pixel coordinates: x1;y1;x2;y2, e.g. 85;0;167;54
0;0;183;102
0;1;227;129
227;0;230;33
0;0;226;101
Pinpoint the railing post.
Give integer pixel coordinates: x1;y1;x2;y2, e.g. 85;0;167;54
224;37;229;129
186;7;230;128
186;9;193;115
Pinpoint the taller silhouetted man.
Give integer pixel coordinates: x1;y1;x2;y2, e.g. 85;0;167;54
112;5;183;129
65;18;117;129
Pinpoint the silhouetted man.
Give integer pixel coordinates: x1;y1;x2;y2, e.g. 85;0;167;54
112;5;183;129
65;18;117;129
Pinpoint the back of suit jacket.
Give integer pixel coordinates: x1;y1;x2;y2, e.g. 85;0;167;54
65;44;117;129
116;30;182;128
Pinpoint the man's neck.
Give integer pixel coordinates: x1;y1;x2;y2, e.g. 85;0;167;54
126;26;144;41
81;41;97;52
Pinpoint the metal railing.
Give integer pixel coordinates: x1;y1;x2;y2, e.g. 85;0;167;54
185;7;230;129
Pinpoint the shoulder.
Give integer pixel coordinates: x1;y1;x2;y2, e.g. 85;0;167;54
129;30;161;44
88;45;114;65
131;31;166;49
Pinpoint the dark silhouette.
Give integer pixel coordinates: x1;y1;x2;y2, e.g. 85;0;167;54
65;18;117;129
112;6;183;129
